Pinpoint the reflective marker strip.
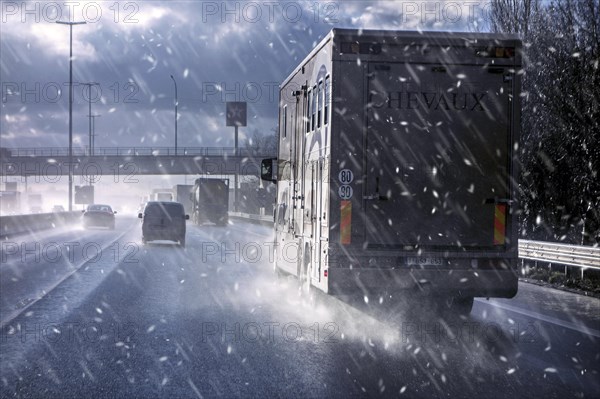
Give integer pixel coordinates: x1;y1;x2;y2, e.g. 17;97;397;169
340;200;352;245
494;204;506;245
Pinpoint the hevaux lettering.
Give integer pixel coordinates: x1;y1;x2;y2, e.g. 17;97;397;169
369;91;487;111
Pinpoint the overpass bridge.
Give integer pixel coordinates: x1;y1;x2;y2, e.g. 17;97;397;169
0;147;271;177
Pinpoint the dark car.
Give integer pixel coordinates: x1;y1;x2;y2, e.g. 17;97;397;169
82;204;116;229
139;201;189;247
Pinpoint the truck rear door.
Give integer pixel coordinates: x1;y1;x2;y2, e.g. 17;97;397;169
364;61;514;249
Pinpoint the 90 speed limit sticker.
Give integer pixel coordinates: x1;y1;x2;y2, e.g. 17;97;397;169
338;185;353;199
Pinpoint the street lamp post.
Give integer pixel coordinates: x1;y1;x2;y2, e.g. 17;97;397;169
90;114;101;155
82;82;99;156
57;20;86;211
170;75;178;156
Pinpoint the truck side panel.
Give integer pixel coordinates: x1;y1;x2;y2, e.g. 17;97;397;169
274;37;333;292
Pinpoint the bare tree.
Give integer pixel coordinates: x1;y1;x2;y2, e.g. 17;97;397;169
489;0;540;37
489;0;600;244
245;128;278;157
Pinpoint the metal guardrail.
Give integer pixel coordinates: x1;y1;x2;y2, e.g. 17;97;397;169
0;212;82;238
518;240;600;270
3;147;273;158
228;212;273;226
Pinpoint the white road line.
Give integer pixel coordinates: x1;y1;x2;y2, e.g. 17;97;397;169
0;226;134;329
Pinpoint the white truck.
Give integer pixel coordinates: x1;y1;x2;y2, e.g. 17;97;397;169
191;178;229;226
0;191;21;215
28;193;43;213
261;29;522;314
151;190;173;202
173;184;194;215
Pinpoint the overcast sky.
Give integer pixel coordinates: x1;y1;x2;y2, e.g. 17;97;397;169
1;1;493;151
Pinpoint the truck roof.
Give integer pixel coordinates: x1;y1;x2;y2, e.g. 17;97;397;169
281;28;521;87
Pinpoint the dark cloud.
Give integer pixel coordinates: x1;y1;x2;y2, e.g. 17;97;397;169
1;1;485;149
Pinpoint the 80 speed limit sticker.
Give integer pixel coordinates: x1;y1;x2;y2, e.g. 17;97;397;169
338;169;354;184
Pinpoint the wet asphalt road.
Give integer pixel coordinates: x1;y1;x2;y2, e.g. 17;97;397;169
1;218;599;398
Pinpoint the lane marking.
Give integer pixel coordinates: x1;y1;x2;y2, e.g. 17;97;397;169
0;224;135;329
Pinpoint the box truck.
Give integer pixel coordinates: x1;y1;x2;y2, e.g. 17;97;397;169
191;178;229;226
0;191;21;215
28;193;43;213
173;184;194;215
261;29;522;314
151;189;173;202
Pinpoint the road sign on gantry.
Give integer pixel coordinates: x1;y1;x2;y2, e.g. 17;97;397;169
226;102;247;127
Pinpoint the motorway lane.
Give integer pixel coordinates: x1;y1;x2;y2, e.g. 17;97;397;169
470;286;600;397
0;217;139;326
0;219;599;398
